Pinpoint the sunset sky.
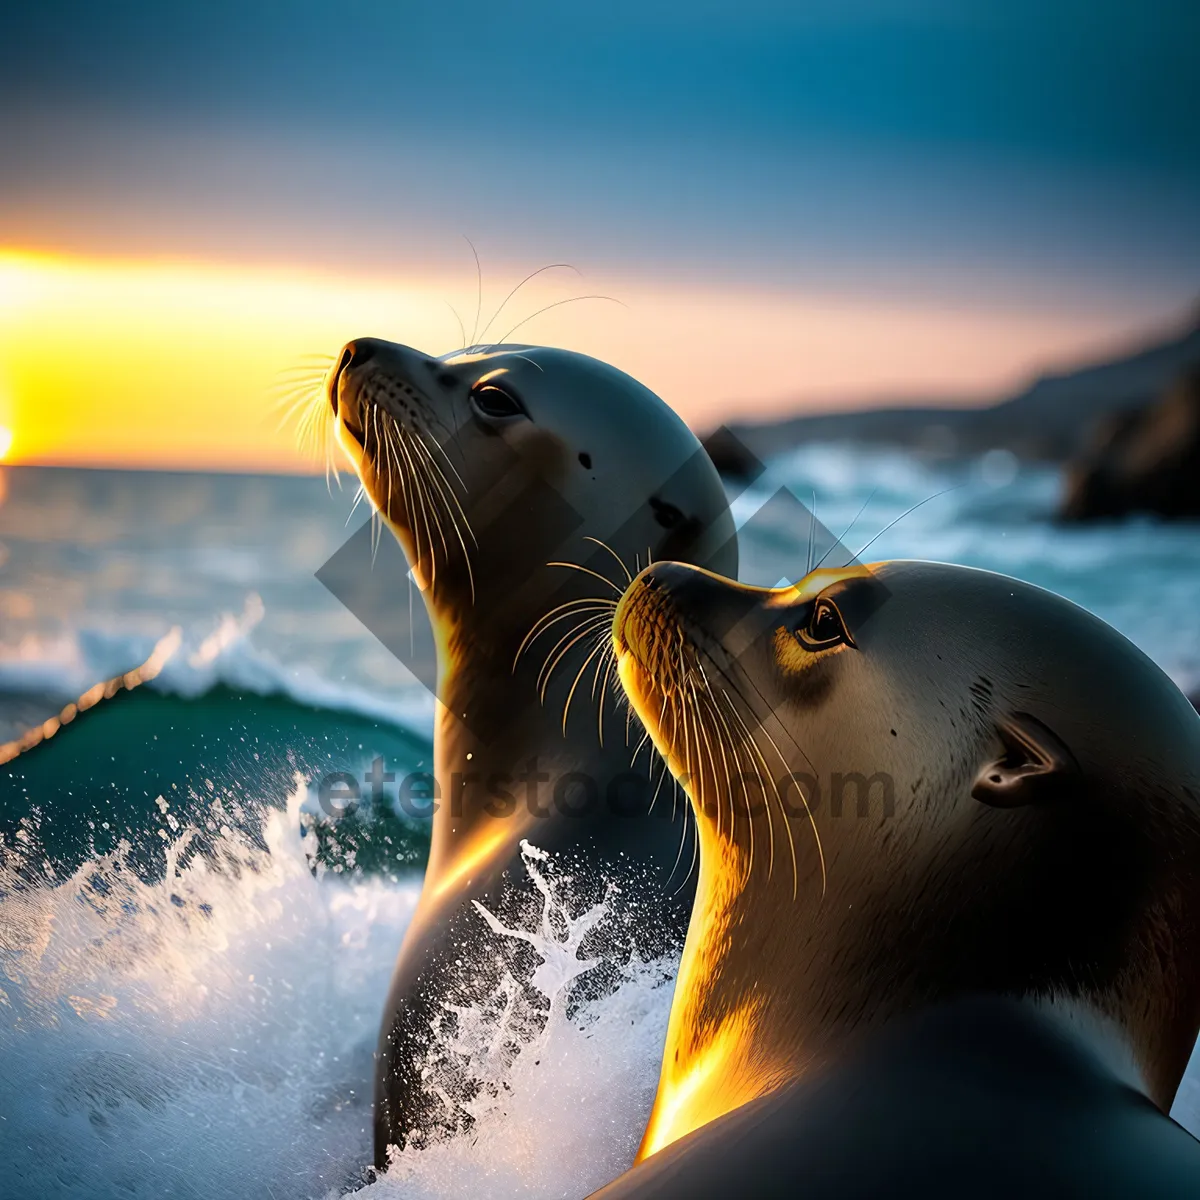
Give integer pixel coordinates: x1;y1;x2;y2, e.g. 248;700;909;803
3;1;1199;471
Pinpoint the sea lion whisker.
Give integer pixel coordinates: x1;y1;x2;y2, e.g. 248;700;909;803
407;428;475;540
629;724;653;770
696;691;729;878
704;637;823;785
385;434;395;534
385;423;419;552
847;487;958;568
727;695;769;886
583;536;634;585
561;635;611;737
444;301;468;353
714;690;768;873
721;689;808;899
715;682;781;885
589;631;618;705
370;509;383;564
395;430;440;590
384;424;421;571
405;425;476;558
702;680;764;880
274;367;333;387
376;414;405;557
696;681;739;868
812;489;877;574
559;633;609;734
286;388;327;448
296;398;327;454
404;429;458;592
594;641;619;748
676;779;702;896
407;412;470;493
685;676;715;800
806;489;818;575
368;413;385;564
413;450;454;596
525;606;616;683
694;678;745;875
466;236;484;349
649;754;672;824
411;448;478;603
498;351;545;373
546;561;626;596
270;379;330;397
538;615;614;702
515;599;617;670
488;294;627;350
324;432;342;495
406;429;477;601
386;430;424;632
475;263;581;347
268;373;331;398
388;424;422;568
271;384;324;420
678;679;712;841
346;484;368;526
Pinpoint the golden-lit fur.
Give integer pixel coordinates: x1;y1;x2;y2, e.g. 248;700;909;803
613;559;1200;1159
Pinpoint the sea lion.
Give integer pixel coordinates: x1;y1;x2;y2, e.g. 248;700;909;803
325;338;737;1165
595;558;1200;1196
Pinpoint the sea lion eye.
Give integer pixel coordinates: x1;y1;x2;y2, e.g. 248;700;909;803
796;597;853;651
469;381;527;420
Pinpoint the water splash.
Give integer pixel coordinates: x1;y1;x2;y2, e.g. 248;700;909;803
0;790;676;1199
363;843;674;1199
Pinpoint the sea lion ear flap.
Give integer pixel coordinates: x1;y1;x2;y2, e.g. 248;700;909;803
972;712;1081;808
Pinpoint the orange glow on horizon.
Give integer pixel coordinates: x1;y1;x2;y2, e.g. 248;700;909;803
0;246;1166;473
0;425;12;460
0;248;464;472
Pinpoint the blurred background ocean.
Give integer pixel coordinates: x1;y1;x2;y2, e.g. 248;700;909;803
3;1;1200;1196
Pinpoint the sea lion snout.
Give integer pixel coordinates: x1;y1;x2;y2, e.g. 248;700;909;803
328;338;385;413
612;564;679;671
329;338;438;412
617;562;785;671
328;336;450;461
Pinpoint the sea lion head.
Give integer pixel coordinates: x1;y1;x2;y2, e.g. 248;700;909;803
328;339;735;644
614;557;1200;1112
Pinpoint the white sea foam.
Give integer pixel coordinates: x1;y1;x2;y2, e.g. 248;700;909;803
0;597;436;739
359;842;675;1200
0;788;675;1199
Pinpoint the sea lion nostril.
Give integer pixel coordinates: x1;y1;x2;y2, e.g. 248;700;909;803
330;341;378;413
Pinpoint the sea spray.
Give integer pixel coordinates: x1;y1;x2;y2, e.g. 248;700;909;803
0;785;676;1200
362;843;675;1200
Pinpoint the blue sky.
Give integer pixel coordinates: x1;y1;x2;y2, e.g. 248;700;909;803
3;1;1198;421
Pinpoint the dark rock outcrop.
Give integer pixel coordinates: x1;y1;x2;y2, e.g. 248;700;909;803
1060;369;1200;521
704;310;1200;466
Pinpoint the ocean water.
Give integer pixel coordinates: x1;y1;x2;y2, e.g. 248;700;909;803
2;448;1200;1198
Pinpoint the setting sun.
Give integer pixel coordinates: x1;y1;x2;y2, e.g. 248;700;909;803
0;248;1159;474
